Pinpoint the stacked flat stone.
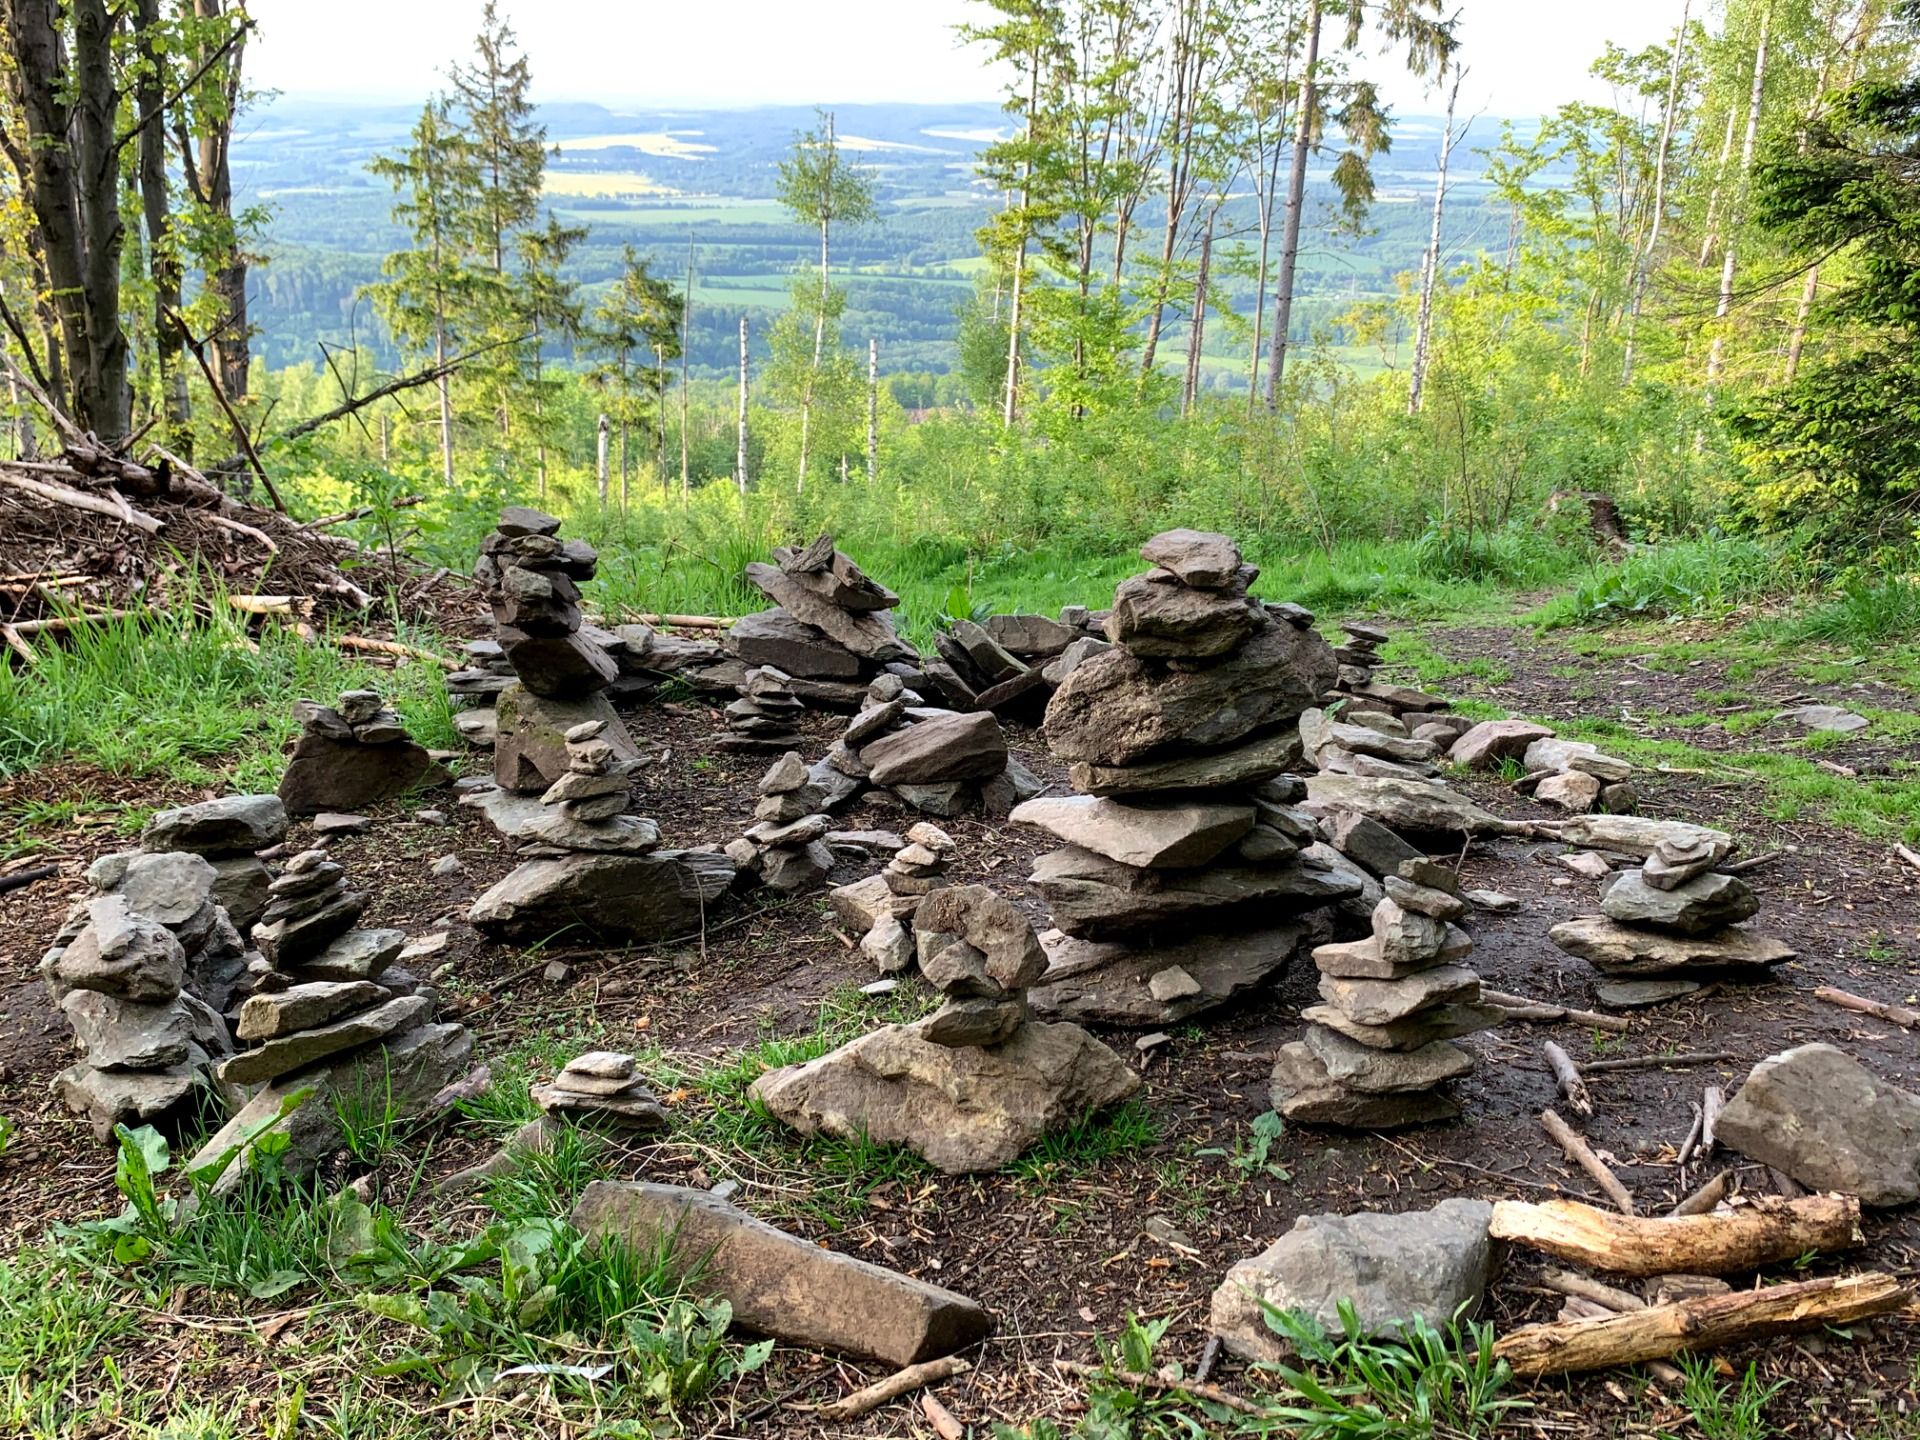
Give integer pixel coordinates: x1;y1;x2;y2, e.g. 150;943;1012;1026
850;824;957;973
722;665;807;752
448;639;515;749
1011;530;1362;1027
1332;622;1387;692
1548;819;1794;1001
42;851;244;1139
1315;620;1453;721
1524;737;1637;814
1298;704;1445;782
139;793;287;932
514;720;659;856
611;623;746;697
722;534;915;710
475;507;639;793
531;1050;670;1131
278;689;448;816
821;671;1039;819
750;884;1141;1173
254;846;417;989
726;750;835;893
1272;858;1498;1128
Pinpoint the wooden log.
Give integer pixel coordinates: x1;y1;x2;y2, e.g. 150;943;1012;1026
1544;1042;1592;1117
1491;1272;1909;1377
199;511;278;553
229;594;314;618
0;863;59;895
1701;1086;1725;1157
0;623;35;665
294;494;425;530
0;470;164;533
1896;844;1920;876
10;608;143;634
920;1392;965;1440
1584;1051;1735;1075
813;1356;971;1422
335;634;458;671
1541;1109;1635;1215
1670;1170;1732;1218
1676;1102;1705;1171
1816;986;1920;1031
1540;1268;1646;1313
1482;990;1630;1033
1489;1195;1862;1278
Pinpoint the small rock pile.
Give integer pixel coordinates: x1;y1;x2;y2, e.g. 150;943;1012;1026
518;720;657;854
822;672;1039;819
727;750;835;893
613;623;747;697
1331;621;1389;693
723;665;806;752
474;506;638;792
1014;530;1361;1025
722;535;915;709
851;823;957;973
1545;817;1794;1002
278;689;448;816
139;793;287;931
1299;704;1444;782
1447;718;1636;814
751;884;1140;1173
531;1050;669;1131
1271;859;1499;1128
42;851;242;1138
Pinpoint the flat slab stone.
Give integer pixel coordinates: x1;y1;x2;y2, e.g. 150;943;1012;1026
1068;728;1303;797
1717;1043;1920;1207
141;794;287;855
862;711;1008;786
1030;845;1360;938
57;1055;203;1140
219;993;430;1086
532;1080;671;1131
1535;814;1734;862
1138;529;1244;590
236;980;390;1041
60;991;191;1070
725;607;863;679
278;734;448;816
1301;1002;1504;1052
1305;775;1515;836
1600;869;1758;936
745;564;915;663
297;927;404;982
468;850;736;944
1304;1026;1475;1094
572;1181;991;1365
1010;795;1253;869
750;1018;1140;1174
1300;709;1440;766
1776;704;1868;734
1448;720;1555;769
1317;965;1481;1026
1210;1199;1493;1361
1595;978;1703;1009
1549;917;1794;977
1029;923;1311;1026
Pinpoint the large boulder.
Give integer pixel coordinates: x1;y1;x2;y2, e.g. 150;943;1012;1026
1044;622;1335;766
1029;845;1360;938
1029;922;1312;1027
494;683;637;793
1010;795;1253;869
1210;1199;1494;1361
862;711;1008;786
1103;570;1259;659
1549;917;1793;977
278;733;449;816
1716;1044;1920;1207
571;1182;990;1365
750;1017;1140;1174
140;794;288;855
468;850;735;944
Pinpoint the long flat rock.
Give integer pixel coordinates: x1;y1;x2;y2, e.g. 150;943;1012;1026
571;1181;992;1365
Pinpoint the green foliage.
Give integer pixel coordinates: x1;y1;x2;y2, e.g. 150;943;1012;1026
1534;536;1787;626
1196;1109;1291;1183
1668;1354;1787;1440
1256;1300;1526;1440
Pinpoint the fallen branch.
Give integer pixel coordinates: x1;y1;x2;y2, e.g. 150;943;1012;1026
167;304;286;512
0;863;59;895
1491;1272;1909;1377
0;624;34;665
920;1392;965;1440
10;608;144;635
230;595;315;619
1490;1194;1861;1278
335;634;458;671
1051;1360;1271;1418
1719;850;1785;875
1483;989;1629;1033
1816;986;1920;1031
1541;1109;1635;1215
1584;1051;1735;1075
1701;1085;1725;1159
1544;1042;1592;1118
624;612;736;630
1671;1170;1733;1218
200;511;279;554
294;495;425;531
0;469;163;533
1896;844;1920;876
1539;1268;1646;1313
813;1356;971;1422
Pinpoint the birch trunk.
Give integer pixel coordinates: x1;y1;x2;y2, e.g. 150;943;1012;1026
1408;64;1464;415
597;413;609;504
736;316;750;494
1706;1;1772;388
1622;0;1689;385
1267;0;1322;411
680;236;693;497
866;337;878;483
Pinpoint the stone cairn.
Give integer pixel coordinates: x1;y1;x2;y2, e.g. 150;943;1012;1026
139;793;286;937
722;535;917;717
750;884;1140;1174
840;822;956;974
1009;530;1362;1028
531;1049;669;1132
1331;620;1388;694
514;720;658;855
1272;858;1501;1128
1546;819;1794;1006
724;665;806;752
472;506;639;794
278;689;448;816
823;675;1036;819
1446;718;1638;815
726;750;835;893
43;850;244;1139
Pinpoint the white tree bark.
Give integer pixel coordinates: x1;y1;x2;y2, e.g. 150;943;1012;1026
1623;0;1690;386
736;315;749;495
1408;63;1464;415
596;412;609;505
1267;0;1322;410
867;336;878;483
1706;0;1772;389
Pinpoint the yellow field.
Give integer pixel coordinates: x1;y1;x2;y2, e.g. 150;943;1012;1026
542;171;677;197
559;131;717;157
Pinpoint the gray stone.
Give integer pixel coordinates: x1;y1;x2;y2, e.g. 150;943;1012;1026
235;980;390;1041
725;607;863;678
141;794;288;855
829;874;900;932
759;750;811;794
861;913;916;973
828;829;908;857
1030;923;1311;1026
278;733;449;817
745;813;831;847
1371;898;1451;968
1104;571;1258;658
61;991;192;1070
1304;1026;1475;1093
1318;965;1481;1025
745;564;915;663
57;1054;204;1140
1600;869;1758;935
915;885;1047;992
1042;635;1113;687
1045;622;1335;765
1537;814;1732;862
1594;979;1702;1009
469;850;736;944
312;811;371;836
983;612;1079;659
1776;704;1869;735
219;993;430;1086
1549;918;1794;977
1210;1199;1493;1360
1320;809;1423;877
572;1181;991;1365
208;855;272;930
922;996;1027;1047
1383;875;1466;921
520;811;662;854
863;711;1008;786
1268;1043;1463;1128
494;684;636;793
532;1080;671;1131
1030;845;1360;938
115;850;217;927
1464;888;1520;913
295;926;403;982
1010;795;1253;869
1301;1002;1504;1052
1716;1044;1920;1207
47;902;185;1003
1138;529;1245;589
759;839;835;893
1536;771;1603;812
1300;709;1439;766
1068;727;1302;797
750;1017;1140;1174
1448;720;1555;769
1305;775;1515;836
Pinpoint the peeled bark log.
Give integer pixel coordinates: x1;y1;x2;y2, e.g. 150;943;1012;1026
1492;1272;1908;1377
1490;1195;1862;1278
1541;1109;1634;1214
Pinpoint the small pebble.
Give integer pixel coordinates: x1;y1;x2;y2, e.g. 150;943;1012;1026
431;853;463;878
543;960;573;984
859;978;899;996
415;809;449;826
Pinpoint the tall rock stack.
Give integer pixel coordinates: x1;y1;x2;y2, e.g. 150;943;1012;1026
828;821;957;973
1544;818;1794;1002
750;884;1141;1174
1332;622;1388;694
278;690;450;816
723;666;807;752
42;851;243;1139
139;794;287;932
727;750;835;894
1012;530;1360;1024
1271;859;1500;1128
475;506;637;792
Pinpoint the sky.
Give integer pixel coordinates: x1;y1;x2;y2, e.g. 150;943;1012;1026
247;0;1689;120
